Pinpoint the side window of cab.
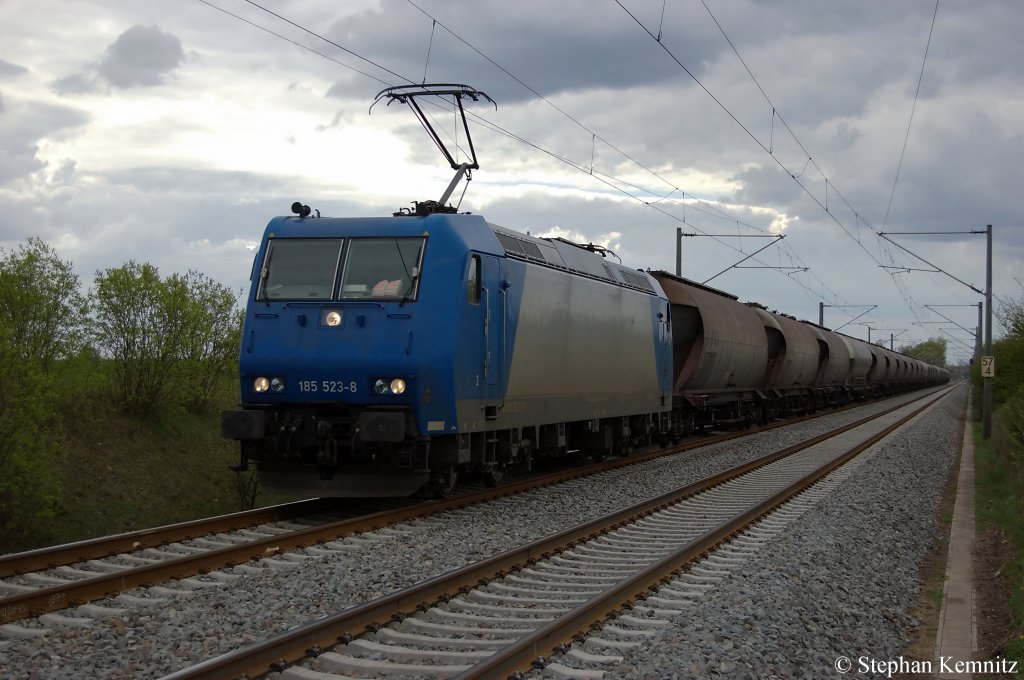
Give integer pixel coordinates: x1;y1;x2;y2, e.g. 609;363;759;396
467;255;481;305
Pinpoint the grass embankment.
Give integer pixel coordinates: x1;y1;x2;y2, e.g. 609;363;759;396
47;400;248;547
974;420;1024;664
2;357;298;555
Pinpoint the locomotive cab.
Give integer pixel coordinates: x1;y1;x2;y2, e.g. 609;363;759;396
221;212;494;497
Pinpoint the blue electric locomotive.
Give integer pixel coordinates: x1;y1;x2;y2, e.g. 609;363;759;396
221;204;674;497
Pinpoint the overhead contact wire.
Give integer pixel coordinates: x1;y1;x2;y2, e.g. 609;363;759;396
883;0;940;228
624;0;938;323
202;0;859;315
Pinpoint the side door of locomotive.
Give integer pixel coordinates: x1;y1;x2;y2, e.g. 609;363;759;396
659;297;673;395
464;253;504;421
480;255;504;415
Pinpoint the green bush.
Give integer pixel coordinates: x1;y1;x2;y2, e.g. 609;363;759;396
90;262;241;415
974;292;1024;660
167;271;243;414
897;337;948;367
0;238;247;552
0;239;87;550
0;365;63;551
91;262;179;414
0;237;88;369
999;386;1024;455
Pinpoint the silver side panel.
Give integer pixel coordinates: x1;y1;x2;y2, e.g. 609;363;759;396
459;265;664;430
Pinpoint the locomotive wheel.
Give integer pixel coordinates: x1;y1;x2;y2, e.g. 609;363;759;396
482;464;505;487
424;466;458;498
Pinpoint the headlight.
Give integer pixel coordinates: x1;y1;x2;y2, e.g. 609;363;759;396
253;377;270;393
323;311;342;327
374;377;408;395
270;377;285;393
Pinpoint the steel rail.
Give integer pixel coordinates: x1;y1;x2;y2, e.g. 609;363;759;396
158;384;955;680
3;387;939;624
0;430;753;625
0;389;828;581
0;498;337;579
457;386;954;678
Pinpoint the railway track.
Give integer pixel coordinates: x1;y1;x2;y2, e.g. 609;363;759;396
158;384;956;680
1;389;929;629
0;497;337;580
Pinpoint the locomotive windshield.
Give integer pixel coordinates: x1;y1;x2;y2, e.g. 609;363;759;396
258;238;343;300
256;236;425;301
339;237;424;300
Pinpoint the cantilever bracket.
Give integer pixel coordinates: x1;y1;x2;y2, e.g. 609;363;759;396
701;234;785;285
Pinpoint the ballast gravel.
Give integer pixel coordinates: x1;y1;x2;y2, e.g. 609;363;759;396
0;386;965;679
603;385;966;679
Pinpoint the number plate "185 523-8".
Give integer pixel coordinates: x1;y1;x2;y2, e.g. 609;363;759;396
298;380;358;393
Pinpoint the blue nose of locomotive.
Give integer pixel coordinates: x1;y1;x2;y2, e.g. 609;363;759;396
240;302;417;402
237;216;429;409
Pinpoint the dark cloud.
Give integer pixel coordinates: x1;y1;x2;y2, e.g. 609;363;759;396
49;159;77;186
0;98;90;185
100;166;284;198
52;72;100;95
0;164;312;295
315;110;354;132
323;0;710;104
924;0;1024;87
53;24;184;94
0;59;29;77
727;164;811;214
97;24;183;88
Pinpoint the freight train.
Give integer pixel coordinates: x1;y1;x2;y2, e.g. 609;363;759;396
220;202;949;498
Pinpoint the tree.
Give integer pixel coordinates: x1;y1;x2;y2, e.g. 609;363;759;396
91;262;179;414
168;271;242;413
90;263;241;414
997;284;1024;338
898;337;948;367
0;238;86;549
0;237;88;369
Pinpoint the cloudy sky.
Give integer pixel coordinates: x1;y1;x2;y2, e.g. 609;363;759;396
2;0;1021;364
